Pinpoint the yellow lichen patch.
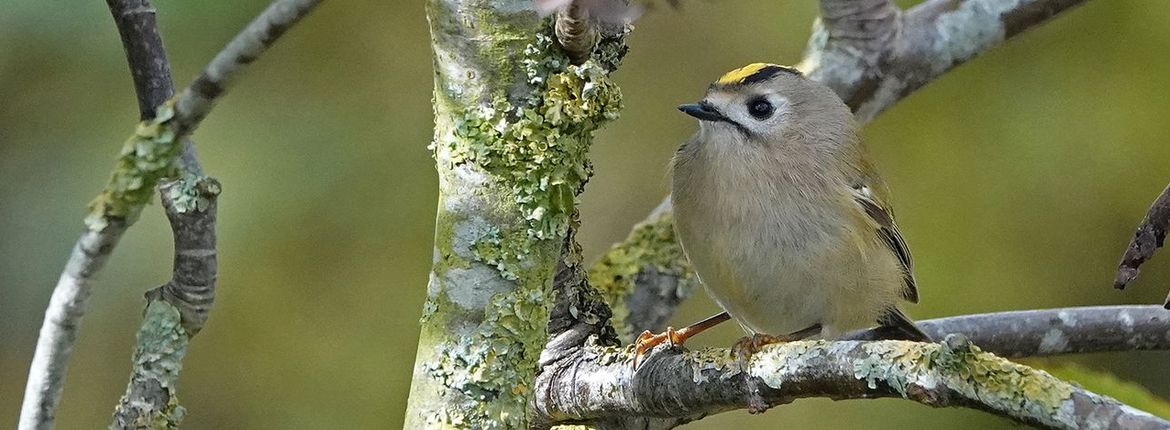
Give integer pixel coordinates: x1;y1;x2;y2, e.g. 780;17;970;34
587;212;697;341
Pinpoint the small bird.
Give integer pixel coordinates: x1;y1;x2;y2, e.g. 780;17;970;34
634;63;929;361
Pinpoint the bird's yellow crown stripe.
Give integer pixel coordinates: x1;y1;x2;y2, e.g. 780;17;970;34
715;63;801;86
716;63;780;85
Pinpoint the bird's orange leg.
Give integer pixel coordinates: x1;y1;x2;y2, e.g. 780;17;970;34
632;312;731;368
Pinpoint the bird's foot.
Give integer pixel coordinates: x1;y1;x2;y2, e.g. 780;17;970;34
631;327;685;369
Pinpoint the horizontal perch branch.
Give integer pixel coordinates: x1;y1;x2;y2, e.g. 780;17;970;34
535;305;1170;429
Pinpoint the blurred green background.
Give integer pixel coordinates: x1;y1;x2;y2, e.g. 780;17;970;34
2;0;1168;428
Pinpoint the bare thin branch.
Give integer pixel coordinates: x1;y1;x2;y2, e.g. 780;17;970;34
844;306;1170;357
19;225;126;430
535;335;1168;429
1115;183;1170;302
173;0;323;135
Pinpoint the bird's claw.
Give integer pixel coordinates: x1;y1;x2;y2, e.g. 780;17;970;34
731;333;786;363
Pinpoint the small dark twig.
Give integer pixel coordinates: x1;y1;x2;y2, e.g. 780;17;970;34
1114;183;1170;303
105;0;175;120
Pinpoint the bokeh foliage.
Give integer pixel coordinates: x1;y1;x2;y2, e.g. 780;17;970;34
1;0;1167;428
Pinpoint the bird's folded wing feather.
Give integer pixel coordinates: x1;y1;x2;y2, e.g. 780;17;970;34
852;184;919;303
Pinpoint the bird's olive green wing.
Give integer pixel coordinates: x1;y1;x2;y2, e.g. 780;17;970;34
852;184;919;303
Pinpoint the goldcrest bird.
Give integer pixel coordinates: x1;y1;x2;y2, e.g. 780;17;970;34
634;63;929;361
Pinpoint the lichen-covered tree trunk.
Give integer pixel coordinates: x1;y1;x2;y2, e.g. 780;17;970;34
405;0;621;427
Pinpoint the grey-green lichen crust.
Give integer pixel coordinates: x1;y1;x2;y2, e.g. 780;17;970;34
165;175;221;214
87;102;185;231
417;19;623;429
110;300;189;430
747;337;1077;428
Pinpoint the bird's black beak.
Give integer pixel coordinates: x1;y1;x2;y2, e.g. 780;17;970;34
678;102;727;122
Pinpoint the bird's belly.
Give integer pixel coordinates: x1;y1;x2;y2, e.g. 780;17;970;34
706;242;864;337
681;204;893;338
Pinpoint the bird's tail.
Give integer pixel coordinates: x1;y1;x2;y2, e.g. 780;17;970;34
874;307;932;342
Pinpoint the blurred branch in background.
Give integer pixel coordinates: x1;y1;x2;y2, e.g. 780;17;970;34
18;1;323;429
805;0;1089;122
593;0;1092;339
1115;182;1170;307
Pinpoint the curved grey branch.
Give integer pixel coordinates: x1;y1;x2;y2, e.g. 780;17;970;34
534;306;1170;429
19;1;177;427
173;0;323;135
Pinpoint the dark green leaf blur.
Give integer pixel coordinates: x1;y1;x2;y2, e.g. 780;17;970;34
1;0;1167;428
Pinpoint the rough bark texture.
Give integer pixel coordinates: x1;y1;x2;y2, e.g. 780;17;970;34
405;1;625;427
1115;183;1170;306
595;0;1092;338
534;336;1169;429
110;178;219;430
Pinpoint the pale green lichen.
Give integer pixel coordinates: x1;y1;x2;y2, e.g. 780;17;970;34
438;30;622;245
853;336;1076;427
588;212;696;339
110;300;189;430
87;102;184;231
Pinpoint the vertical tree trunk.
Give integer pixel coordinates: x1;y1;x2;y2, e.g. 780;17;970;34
406;0;622;426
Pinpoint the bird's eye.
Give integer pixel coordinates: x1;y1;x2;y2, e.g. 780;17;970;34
747;98;774;120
